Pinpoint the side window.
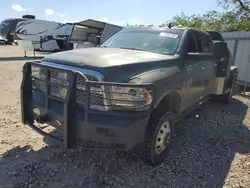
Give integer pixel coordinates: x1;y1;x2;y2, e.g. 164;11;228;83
205;35;213;52
187;33;198;53
197;33;213;53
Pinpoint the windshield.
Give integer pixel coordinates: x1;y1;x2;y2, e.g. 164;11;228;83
100;29;183;55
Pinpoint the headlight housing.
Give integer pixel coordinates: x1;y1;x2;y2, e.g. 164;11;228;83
104;86;153;111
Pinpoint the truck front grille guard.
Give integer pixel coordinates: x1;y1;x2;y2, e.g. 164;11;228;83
21;62;155;148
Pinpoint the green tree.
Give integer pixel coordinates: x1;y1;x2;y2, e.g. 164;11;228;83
217;0;250;14
170;10;250;32
124;0;250;32
171;12;203;29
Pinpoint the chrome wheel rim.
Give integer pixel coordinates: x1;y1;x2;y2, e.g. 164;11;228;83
155;121;171;155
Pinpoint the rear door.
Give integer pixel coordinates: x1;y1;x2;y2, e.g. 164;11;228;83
180;31;204;111
193;31;216;98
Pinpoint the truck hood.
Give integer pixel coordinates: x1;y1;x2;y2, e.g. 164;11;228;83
42;48;176;82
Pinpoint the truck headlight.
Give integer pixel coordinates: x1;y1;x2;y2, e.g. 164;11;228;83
107;86;153;111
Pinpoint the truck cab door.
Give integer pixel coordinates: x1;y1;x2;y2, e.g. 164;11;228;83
180;32;204;111
199;54;215;98
192;31;216;98
194;31;216;99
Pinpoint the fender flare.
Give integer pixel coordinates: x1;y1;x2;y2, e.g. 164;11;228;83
154;89;183;109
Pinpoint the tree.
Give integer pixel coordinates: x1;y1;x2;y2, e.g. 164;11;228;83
217;0;250;14
170;10;250;32
170;12;203;29
124;0;250;32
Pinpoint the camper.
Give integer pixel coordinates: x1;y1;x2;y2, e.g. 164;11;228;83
0;15;74;52
67;19;123;49
14;16;73;53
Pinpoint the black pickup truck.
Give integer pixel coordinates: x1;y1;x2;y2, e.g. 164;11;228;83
21;27;238;165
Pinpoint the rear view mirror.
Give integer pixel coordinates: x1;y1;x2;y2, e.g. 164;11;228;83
212;41;229;59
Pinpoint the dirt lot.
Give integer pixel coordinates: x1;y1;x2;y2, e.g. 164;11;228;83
0;46;250;188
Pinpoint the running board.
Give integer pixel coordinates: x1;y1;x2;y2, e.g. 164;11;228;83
176;97;210;123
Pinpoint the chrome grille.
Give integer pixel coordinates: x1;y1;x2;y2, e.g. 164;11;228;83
31;66;104;108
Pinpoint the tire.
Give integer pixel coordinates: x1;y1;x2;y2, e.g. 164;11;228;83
213;75;237;104
142;111;176;165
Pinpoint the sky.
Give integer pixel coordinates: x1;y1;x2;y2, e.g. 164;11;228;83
0;0;224;26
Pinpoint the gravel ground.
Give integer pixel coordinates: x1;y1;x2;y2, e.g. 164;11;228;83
0;46;250;188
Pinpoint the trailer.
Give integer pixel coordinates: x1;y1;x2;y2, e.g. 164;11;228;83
67;19;123;49
15;18;73;53
220;31;250;89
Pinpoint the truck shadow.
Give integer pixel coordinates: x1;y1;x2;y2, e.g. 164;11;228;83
1;97;250;188
238;93;250;100
0;56;44;62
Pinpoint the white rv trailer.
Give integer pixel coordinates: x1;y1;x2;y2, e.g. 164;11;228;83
67;19;123;49
15;18;73;53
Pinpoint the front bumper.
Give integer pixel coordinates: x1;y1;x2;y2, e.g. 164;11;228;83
21;62;154;150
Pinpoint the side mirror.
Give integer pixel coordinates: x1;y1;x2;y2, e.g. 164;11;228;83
212;41;229;59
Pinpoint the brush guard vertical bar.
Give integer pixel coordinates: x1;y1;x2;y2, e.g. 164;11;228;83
63;72;77;148
21;63;33;125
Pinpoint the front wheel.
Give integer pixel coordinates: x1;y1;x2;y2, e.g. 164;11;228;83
142;112;176;165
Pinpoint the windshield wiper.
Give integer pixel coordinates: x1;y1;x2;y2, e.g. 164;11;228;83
119;47;146;51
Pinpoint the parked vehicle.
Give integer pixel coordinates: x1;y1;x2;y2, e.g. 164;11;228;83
0;39;7;45
0;18;21;43
0;37;13;45
67;19;123;49
20;27;238;165
0;15;74;52
14;17;73;52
